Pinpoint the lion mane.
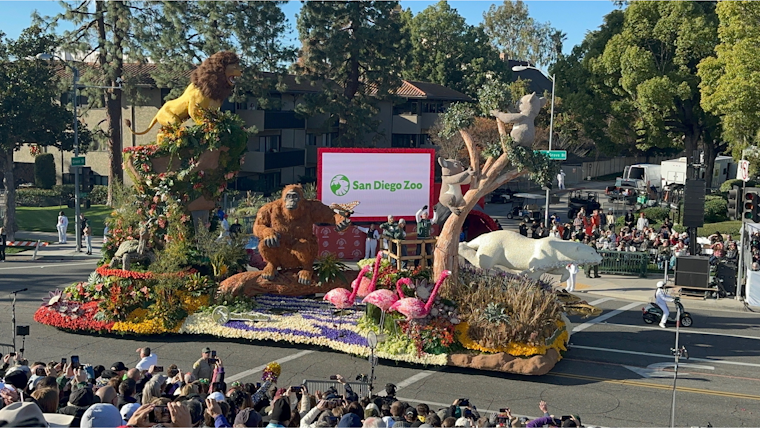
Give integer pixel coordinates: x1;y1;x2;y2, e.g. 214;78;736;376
125;51;242;136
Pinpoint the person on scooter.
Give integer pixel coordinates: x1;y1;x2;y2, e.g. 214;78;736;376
655;281;674;328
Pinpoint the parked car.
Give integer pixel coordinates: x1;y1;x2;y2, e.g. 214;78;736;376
568;190;601;219
245;236;267;270
489;188;515;204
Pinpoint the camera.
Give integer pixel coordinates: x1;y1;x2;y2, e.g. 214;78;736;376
355;374;369;383
459;399;470;407
149;406;169;423
330;375;338;380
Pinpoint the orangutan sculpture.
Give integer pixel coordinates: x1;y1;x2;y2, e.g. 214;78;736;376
125;51;242;136
253;185;351;285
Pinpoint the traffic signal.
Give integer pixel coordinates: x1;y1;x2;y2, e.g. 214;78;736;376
743;190;760;223
728;186;742;220
80;167;93;193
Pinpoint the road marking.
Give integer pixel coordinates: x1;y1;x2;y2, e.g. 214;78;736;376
550;371;760;401
226;350;314;382
573;302;642;332
570;344;760;368
587;297;614;306
0;261;96;271
603;322;760;341
393;370;438;391
623;362;714;378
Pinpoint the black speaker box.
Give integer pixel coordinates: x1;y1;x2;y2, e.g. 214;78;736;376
683;179;706;228
716;263;737;295
675;255;710;288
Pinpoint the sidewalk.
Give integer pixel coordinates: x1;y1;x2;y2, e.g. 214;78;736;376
6;230;102;261
570;273;750;313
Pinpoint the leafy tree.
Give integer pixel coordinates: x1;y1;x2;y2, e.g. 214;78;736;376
133;1;296;104
699;1;760;159
402;1;508;98
551;10;632;155
0;27;93;240
38;0;142;206
592;2;722;184
294;1;404;146
482;0;566;67
34;153;56;189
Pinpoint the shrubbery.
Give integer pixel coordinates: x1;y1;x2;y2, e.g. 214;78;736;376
34;154;56;189
720;178;756;193
704;195;728;223
15;185;107;207
642;206;670;222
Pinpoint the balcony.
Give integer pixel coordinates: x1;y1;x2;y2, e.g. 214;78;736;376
392;114;421;134
264;111;305;129
241;147;305;173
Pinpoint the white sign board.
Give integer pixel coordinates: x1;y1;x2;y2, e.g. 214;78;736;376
738;160;751;182
318;148;435;221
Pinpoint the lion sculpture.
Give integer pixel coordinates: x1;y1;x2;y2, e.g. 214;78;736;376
125;51;242;137
253;185;351;285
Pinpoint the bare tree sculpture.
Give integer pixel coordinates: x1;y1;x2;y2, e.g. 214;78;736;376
432;81;558;281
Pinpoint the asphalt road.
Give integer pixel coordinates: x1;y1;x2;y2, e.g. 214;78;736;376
2;255;760;427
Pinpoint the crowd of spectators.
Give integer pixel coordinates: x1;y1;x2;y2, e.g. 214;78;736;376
0;349;583;428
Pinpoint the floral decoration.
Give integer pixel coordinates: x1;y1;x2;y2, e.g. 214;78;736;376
454;321;568;359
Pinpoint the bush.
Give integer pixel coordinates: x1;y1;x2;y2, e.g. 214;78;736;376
642;207;670;222
34;154;56;189
90;185;108;205
15;188;62;207
704;195;728;223
673;220;742;237
720;179;756;193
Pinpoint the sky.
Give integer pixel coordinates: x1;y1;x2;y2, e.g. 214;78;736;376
2;1;620;57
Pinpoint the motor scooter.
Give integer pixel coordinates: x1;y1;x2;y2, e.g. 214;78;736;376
642;297;693;327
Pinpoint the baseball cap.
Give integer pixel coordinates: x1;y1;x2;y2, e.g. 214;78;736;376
202;347;212;353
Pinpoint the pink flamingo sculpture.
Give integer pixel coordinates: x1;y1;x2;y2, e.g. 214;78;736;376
324;265;369;335
389;270;452;322
363;277;409;332
356;251;385;299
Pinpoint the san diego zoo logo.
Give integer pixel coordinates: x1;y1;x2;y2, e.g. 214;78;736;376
330;174;351;196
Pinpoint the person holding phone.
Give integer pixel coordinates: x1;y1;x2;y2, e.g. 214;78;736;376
191;347;214;381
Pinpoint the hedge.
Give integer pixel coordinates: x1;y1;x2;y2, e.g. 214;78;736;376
34;154;56;189
641;207;670;222
673;220;742;237
15;185;108;207
704;195;728;223
720;178;756;193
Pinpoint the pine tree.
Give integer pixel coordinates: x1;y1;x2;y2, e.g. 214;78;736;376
295;1;404;146
38;0;142;205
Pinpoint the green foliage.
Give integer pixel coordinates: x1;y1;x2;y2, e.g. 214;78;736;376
592;2;720;157
295;1;403;146
313;253;349;286
89;185;108;205
15;188;63;207
477;79;531;117
401;1;508;98
438;103;476;139
508;144;559;187
482;0;565;67
704;195;728;223
698;2;760;158
641;207;671;222
483;302;511;325
193;226;247;280
720;178;757;193
34;154;55;189
673;220;742;237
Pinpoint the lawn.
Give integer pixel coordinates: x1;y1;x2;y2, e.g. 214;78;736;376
16;205;112;234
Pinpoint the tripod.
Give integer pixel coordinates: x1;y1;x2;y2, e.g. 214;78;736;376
10;288;27;354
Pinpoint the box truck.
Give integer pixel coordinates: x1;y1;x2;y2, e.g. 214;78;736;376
619;163;662;191
660;156;734;189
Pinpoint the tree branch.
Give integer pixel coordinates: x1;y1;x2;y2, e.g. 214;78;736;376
458;128;480;189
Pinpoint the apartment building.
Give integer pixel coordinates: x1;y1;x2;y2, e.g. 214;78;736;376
14;65;472;194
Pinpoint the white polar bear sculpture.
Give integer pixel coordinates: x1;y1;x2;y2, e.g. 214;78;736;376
458;230;602;282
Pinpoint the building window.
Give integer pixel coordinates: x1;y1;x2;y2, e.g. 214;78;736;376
94;175;109;186
235;101;250;110
306;133;319;146
263;172;281;192
305;167;316;178
261;95;282;111
160;88;171;105
259;135;281;152
326;132;338;147
393;101;419;115
392;134;420;148
422;102;445;113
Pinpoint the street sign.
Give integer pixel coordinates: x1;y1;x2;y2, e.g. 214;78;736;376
80;192;89;198
737;159;750;182
537;150;567;161
71;156;86;167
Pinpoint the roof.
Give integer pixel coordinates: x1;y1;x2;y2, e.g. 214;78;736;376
53;60;469;101
394;81;472;101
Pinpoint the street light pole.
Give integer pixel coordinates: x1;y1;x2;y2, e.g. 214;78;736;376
512;65;556;228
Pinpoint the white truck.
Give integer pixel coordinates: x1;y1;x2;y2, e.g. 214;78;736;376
660;156;734;189
619;163;662;191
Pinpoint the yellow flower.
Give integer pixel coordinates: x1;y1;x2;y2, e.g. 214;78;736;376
455;322;568;359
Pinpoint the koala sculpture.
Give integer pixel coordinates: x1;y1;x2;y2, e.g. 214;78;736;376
438;157;475;215
490;92;547;147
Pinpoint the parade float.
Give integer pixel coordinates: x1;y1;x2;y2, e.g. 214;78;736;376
34;52;602;376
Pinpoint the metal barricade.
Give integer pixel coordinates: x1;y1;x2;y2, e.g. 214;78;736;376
598;250;649;277
302;380;371;398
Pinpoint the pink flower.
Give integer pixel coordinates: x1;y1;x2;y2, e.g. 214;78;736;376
140;286;149;295
224;172;235;180
95;284;103;292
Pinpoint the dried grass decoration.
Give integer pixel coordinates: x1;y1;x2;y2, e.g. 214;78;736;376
452;267;565;354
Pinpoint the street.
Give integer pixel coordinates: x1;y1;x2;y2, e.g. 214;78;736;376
2;258;760;427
